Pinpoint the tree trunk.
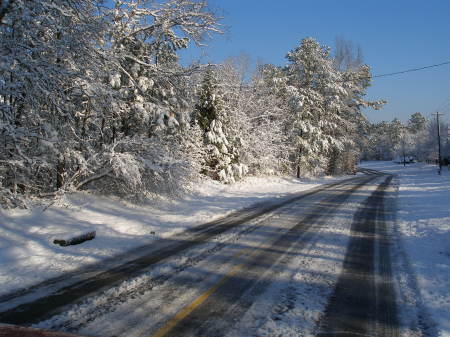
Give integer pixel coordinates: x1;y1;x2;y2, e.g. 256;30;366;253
56;155;65;190
327;149;338;175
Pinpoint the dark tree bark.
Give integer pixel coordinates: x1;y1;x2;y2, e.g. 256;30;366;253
56;155;65;189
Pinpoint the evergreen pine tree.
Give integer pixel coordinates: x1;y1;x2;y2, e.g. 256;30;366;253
194;66;247;183
195;66;220;133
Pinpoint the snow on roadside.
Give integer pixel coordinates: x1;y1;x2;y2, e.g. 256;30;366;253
0;175;343;297
360;161;450;337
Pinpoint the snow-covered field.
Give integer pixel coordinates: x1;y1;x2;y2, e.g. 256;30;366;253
360;161;450;337
0;175;343;297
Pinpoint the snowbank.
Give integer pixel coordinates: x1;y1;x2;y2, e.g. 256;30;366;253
360;161;450;337
0;175;342;296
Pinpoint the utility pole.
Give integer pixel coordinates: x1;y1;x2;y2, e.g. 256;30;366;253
435;112;443;175
401;126;407;167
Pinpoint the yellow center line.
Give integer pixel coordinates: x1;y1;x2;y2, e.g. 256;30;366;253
150;248;256;337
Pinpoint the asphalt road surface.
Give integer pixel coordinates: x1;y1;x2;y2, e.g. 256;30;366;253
0;171;406;337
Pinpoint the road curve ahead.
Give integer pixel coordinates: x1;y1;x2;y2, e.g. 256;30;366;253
0;172;402;337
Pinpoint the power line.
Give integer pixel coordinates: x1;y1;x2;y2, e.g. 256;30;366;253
342;60;450;82
371;61;450;79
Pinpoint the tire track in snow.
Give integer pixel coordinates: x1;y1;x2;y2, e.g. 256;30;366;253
316;175;399;337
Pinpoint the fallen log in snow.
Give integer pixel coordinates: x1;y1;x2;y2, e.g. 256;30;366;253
53;231;96;247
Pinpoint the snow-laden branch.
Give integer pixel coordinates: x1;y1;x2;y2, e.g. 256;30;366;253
75;169;113;190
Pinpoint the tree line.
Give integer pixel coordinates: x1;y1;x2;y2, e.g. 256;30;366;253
0;0;384;208
362;112;449;163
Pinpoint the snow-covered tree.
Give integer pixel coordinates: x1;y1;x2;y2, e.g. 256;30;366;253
214;58;287;177
406;112;428;160
408;112;427;133
194;65;247;183
102;0;222;137
333;36;364;72
328;63;385;174
0;0;110;206
0;0;222;207
283;38;346;177
1;1;386;208
195;66;221;133
362;114;430;162
241;63;289;174
424;116;448;162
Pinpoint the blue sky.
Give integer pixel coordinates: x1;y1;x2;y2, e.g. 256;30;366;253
179;0;450;123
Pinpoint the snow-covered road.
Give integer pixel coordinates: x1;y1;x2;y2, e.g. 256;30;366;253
1;171;417;337
360;161;450;337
